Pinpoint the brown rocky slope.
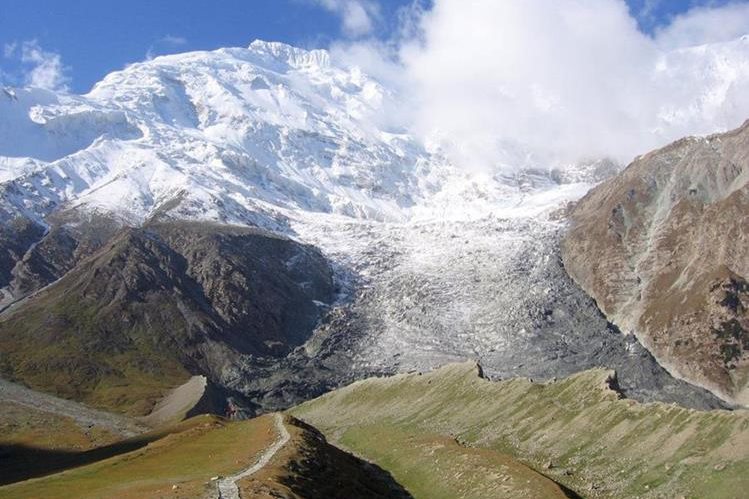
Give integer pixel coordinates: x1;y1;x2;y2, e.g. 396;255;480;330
562;120;749;406
0;220;335;416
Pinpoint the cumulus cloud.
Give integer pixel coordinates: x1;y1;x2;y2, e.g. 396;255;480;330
400;0;660;167
2;40;70;91
333;0;749;169
313;0;381;37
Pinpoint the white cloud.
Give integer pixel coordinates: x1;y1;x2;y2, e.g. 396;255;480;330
399;0;663;166
332;0;749;170
313;0;380;37
640;0;661;17
636;0;663;23
3;42;17;58
1;40;70;91
655;2;749;48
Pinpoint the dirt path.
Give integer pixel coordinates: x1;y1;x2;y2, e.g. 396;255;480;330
217;413;290;499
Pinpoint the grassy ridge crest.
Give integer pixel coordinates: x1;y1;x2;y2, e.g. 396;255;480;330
291;362;749;498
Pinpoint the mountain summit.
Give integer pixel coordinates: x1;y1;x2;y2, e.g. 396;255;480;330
1;41;440;226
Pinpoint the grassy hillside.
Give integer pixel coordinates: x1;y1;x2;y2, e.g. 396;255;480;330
0;379;150;485
0;400;126;482
238;415;411;498
1;415;277;498
319;423;572;499
291;362;749;498
1;413;414;499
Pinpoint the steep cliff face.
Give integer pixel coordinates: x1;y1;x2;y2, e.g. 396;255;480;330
563;121;749;405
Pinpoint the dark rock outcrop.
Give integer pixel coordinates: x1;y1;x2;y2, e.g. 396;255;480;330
4;212;121;301
0;217;46;290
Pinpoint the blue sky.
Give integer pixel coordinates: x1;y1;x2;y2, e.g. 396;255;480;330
0;0;743;93
627;0;734;30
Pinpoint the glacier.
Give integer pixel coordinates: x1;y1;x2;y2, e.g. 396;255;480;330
1;39;744;411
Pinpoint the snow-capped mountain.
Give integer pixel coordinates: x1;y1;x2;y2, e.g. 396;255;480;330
1;39;746;413
0;40;608;230
0;42;425;226
2;37;749;228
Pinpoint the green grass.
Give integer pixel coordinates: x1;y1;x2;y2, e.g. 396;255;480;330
0;292;191;416
334;423;570;499
0;415;276;498
0;401;121;454
291;362;749;498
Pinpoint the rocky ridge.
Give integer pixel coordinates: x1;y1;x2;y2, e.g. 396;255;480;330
563;121;749;406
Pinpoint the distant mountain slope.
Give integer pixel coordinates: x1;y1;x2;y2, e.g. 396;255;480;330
563;121;749;406
0;217;46;296
0;212;121;310
291;362;749;499
0;221;334;415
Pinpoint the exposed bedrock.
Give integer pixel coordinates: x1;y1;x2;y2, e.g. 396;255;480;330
563;121;749;406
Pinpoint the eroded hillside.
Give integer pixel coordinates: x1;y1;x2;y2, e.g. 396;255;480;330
563;121;749;406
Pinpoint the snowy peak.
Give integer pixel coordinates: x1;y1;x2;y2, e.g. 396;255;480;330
2;39;592;229
247;40;331;69
0;41;440;226
11;36;748;228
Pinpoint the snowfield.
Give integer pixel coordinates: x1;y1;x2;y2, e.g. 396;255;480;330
1;41;449;226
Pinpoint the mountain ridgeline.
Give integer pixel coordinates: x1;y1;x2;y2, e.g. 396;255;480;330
563;121;749;406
